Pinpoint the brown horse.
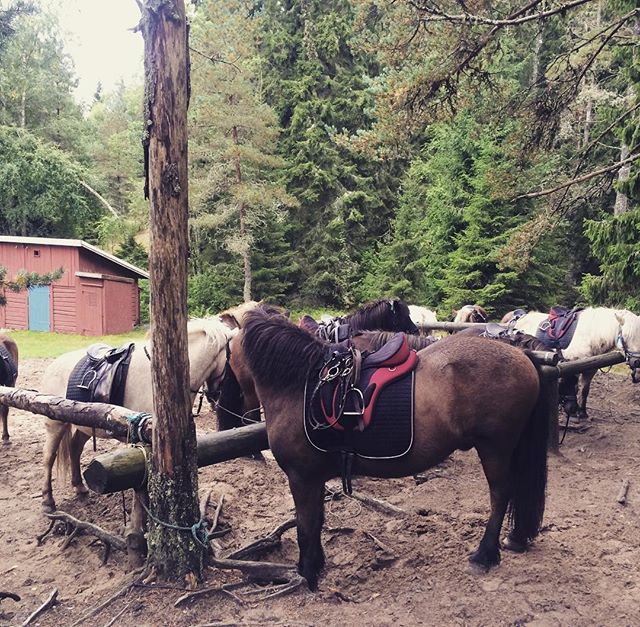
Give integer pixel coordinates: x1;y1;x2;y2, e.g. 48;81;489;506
233;308;550;589
0;333;19;444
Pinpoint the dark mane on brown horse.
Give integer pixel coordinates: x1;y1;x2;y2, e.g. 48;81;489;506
352;330;437;352
344;298;418;334
243;308;327;390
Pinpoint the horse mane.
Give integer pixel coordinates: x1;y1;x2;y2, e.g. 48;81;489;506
188;317;236;350
344;298;409;331
242;308;327;390
353;330;437;352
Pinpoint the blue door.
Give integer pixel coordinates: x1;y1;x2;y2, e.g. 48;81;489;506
28;285;50;331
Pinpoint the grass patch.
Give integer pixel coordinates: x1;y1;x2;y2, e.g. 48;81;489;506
5;328;147;359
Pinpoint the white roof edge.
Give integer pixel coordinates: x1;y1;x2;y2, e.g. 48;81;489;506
0;235;149;279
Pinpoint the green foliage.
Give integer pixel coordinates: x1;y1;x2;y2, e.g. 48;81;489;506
581;209;640;310
0;264;63;305
0;126;100;237
187;264;244;317
260;0;401;306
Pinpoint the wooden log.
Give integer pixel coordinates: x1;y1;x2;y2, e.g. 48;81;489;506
557;351;625;376
546;375;560;453
419;321;488;332
0;386;152;442
84;422;269;494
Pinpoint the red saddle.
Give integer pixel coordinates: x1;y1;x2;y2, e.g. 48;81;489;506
318;333;418;431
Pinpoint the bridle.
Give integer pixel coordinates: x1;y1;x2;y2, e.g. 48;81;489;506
616;327;640;383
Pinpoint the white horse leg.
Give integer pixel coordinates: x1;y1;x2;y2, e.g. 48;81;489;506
577;369;597;420
41;419;70;511
70;429;91;496
126;488;148;568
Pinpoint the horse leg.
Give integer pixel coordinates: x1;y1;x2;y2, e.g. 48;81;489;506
469;444;512;572
41;420;70;512
70;430;90;496
576;369;596;421
1;405;9;444
558;374;579;417
288;471;326;590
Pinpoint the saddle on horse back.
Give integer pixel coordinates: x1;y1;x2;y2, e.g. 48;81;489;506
66;342;136;406
305;333;419;493
536;306;582;351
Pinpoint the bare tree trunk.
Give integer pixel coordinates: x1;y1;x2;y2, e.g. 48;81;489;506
614;143;630;215
232;124;252;301
140;0;203;581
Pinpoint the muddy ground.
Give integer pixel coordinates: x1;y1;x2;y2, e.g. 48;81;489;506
1;358;639;626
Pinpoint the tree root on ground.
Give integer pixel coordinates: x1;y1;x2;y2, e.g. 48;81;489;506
39;511;126;564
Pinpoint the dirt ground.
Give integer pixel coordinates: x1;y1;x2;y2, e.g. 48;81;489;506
1;358;639;627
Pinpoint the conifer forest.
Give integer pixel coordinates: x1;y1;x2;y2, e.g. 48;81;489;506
1;0;638;318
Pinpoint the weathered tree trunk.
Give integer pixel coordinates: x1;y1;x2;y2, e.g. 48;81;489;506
140;0;203;581
614;143;631;215
231;124;252;301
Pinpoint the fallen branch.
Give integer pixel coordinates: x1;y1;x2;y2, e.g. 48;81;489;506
326;481;407;517
0;591;20;602
45;511;126;564
174;582;247;607
210;494;225;532
102;602;130;627
36;519;56;546
225;519;296;561
617;478;630;505
22;588;58;627
210;556;297;582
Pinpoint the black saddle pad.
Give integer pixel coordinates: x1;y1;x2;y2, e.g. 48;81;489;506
66;356;96;403
304;370;415;460
0;345;18;385
66;343;134;406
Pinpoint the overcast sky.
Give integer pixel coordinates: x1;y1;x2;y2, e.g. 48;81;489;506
52;0;144;106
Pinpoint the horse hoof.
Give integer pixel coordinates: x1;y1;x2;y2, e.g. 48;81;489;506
74;484;90;497
502;536;527;553
2;438;10;446
41;501;56;514
466;560;490;575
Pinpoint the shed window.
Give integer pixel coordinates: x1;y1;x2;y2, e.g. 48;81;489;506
33;249;40;257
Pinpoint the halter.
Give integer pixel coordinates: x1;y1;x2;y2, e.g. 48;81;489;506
616;327;640;382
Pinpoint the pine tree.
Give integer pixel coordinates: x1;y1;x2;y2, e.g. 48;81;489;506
260;0;400;306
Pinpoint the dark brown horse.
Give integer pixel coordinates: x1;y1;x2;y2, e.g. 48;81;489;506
0;333;19;444
233;308;550;589
299;298;419;342
216;299;420;431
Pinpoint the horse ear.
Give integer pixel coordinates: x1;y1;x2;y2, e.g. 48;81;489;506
615;311;627;326
220;313;239;329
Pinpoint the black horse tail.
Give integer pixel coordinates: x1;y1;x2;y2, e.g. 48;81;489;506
215;366;245;431
507;355;550;543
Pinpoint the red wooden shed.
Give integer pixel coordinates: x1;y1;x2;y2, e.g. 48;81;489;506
0;236;149;335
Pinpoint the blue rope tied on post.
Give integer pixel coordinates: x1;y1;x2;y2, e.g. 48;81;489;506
139;500;213;548
127;412;152;444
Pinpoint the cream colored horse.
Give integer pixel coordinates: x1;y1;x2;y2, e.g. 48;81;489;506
40;317;237;512
408;304;438;337
511;307;640;418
